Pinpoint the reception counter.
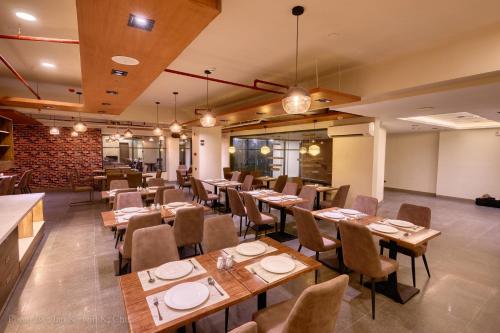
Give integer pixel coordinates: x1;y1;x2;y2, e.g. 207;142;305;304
0;193;45;314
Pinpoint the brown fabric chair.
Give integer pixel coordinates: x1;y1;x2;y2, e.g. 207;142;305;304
290;177;303;195
195;179;219;209
176;170;191;192
152;186;167;205
106;173;124;190
223;167;232;180
272;175;288;193
115;192;143;210
380;203;432;287
147;178;166;187
26;170;34;193
190;177;199;202
351;195;378;216
202;214;239;253
118;212;162;274
15;170;30;194
281;182;298;196
252;274;349;333
163;189;188;204
231;171;241;182
241;174;254;191
68;171;94;205
285;186;316;217
173;206;205;256
0;177;13;195
111;188;137;211
155;169;162;178
293;207;342;283
242;192;277;240
227;188;247;236
131;224;179;272
320;185;350;209
7;176;17;195
127;172;143;188
339;221;398;319
229;322;257;333
110;179;129;190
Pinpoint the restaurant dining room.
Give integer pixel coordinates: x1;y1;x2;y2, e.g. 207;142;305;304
1;0;500;332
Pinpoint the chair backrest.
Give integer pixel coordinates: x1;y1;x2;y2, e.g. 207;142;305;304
26;170;33;188
132;224;179;272
283;275;349;333
163;189;186;204
241;192;263;225
397;203;431;228
227;188;246;217
147;178;165;187
0;177;12;195
127;172;143;188
152;186;166;205
176;170;185;186
231;171;241;182
352;195;378;215
241;175;254;191
195;179;210;201
123;212;162;258
115;192;143;210
272;175;288;192
17;171;29;188
110;179;129;191
111;188;137;209
292;207;325;252
202;214;239;253
290;177;303;194
223;167;232;180
332;185;350;208
8;176;16;194
174;206;204;247
282;182;298;196
155;170;162;178
296;186;316;210
190;177;199;197
338;221;383;277
106;173;124;189
228;322;257;333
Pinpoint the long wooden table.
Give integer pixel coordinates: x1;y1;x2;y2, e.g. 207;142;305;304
201;179;242;213
255;176;276;189
304;185;338;209
313;207;441;304
101;188;157;200
119;237;321;332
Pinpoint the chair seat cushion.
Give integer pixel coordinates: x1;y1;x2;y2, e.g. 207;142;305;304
260;213;276;225
206;193;218;200
378;255;399;277
253;297;296;333
321;235;341;251
320;200;333;209
379;239;427;257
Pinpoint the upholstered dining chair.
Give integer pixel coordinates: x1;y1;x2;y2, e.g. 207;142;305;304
155;169;162;178
109;179;129;190
118;212;162;274
282;182;298;196
26;169;34;193
115;192;143;210
379;203;432;287
146;178;166;187
106;173;124;190
272;175;288;193
68;171;94;205
195;179;219;210
241;175;254;191
227;188;247;236
228;322;258;333
176;170;191;192
351;195;378;216
252;274;349;332
0;177;12;195
202;214;239;253
15;170;30;194
7;176;17;195
127;172;143;188
163;188;188;204
242;192;277;240
151;186;167;205
284;186;316;219
290;177;303;195
320;185;350;209
190;177;199;202
223;167;232;180
230;171;241;182
293;207;342;283
173;206;205;256
339;221;398;319
131;224;179;272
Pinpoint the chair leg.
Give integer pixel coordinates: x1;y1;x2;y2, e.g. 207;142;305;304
244;223;250;239
192;322;196;333
371;278;376;320
198;243;204;254
239;216;243;236
194;244;198;256
422;254;431;278
360;274;363;285
315;269;318;284
225;307;229;333
297;244;302;252
411;256;416;287
118;252;123;275
380;245;383;255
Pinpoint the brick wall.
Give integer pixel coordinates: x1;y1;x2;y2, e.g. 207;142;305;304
6;125;103;189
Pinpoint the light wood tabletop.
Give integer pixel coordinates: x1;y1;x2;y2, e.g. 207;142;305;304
101;188;157;200
245;190;307;208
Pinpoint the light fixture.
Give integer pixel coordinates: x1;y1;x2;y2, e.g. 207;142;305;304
282;6;311;114
41;62;56;68
111;55;140;66
152;101;163;136
260;127;271;155
111;122;121;140
16;12;36;21
180;133;188;140
127;14;155;31
111;69;128;76
200;70;216;127
106;90;118;95
228;146;236;154
49;116;59;135
71;130;78;137
124;128;133;138
169;92;182;133
148;137;154;142
299;146;307;154
73;92;87;132
308;120;321;156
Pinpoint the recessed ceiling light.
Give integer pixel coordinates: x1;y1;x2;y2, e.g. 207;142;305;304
127;14;155;31
106;90;118;95
111;69;128;76
97;110;106;114
41;62;56;68
101;102;111;106
316;98;332;103
416;106;434;110
15;11;36;21
400;112;500;129
111;55;139;66
43;105;54;109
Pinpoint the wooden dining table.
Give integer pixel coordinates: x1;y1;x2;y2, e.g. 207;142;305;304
255;176;276;189
304;184;338;209
100;187;158;200
119;237;321;333
312;207;441;304
201;179;242;213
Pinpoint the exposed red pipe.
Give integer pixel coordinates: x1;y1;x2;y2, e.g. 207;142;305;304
0;34;79;44
253;79;288;90
0;55;41;99
164;69;285;95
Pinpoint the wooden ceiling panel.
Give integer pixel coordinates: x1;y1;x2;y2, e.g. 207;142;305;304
0;97;83;112
0;109;42;125
76;0;220;114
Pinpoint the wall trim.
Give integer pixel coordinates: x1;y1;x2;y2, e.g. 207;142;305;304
384;187;436;197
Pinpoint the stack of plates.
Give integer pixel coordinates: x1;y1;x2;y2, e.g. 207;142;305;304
339;208;361;216
283;195;299;200
259;256;296;274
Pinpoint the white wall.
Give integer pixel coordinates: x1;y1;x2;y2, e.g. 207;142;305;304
192;126;222;180
221;134;230;169
437;129;500;199
166;137;179;181
385;132;439;194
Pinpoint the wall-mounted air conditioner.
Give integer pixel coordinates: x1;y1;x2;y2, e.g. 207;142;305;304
327;122;375;138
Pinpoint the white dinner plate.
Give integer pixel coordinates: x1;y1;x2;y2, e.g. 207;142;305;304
265;197;283;202
155;261;193;280
387;219;415;228
322;211;345;219
235;242;266;256
370;224;399;234
339;208;361;215
283;195;299;200
167;202;186;208
164;282;210;310
260;256;296;274
119;207;142;214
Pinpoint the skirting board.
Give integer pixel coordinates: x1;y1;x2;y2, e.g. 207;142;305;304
384;187;436;197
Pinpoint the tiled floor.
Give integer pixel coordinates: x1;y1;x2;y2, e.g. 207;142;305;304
1;189;500;332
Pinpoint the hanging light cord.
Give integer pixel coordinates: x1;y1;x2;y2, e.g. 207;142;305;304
206;72;209;110
295;14;299;85
174;93;177;121
156;102;159;126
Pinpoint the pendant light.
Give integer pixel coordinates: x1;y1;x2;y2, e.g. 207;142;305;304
282;6;311;115
112;122;121;140
299;146;307;154
71;129;79;137
73;91;88;132
169;92;182;133
124;127;133;138
260;126;271;155
200;70;216;127
180;133;188;140
49;115;60;135
228;146;236;154
152;101;163;136
308;120;320;156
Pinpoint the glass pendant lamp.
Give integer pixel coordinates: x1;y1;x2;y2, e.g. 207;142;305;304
73;92;87;132
169;92;182;133
152;101;163;136
49;116;59;135
308;120;321;156
200;70;216;127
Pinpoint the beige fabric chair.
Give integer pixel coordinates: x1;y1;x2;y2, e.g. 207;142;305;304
380;203;432;287
111;188;136;210
147;178;165;187
284;186;316;217
227;188;247;236
339;221;398;319
106;173;124;190
352;195;378;216
195;179;219;209
155;169;162;178
252;275;349;332
293;207;342;283
223;167;233;180
131;224;179;272
190;177;199;202
241;175;254;191
127;172;143;188
163;189;188;204
26;170;34;193
7;176;17;195
320;185;350;209
110;179;129;190
115;192;143;210
282;182;298;195
176;170;191;192
68;171;94;205
174;206;205;255
290;177;303;195
202;214;239;253
152;186;167;205
118;212;162;274
229;322;258;333
231;171;241;182
242;192;277;240
272;175;288;192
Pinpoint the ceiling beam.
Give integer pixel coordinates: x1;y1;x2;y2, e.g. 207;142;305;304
0;97;83;112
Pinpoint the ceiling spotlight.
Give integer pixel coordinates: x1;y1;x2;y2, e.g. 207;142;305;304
308;144;320;156
41;62;56;68
70;130;79;137
111;69;128;76
106;90;118;95
260;145;271;155
16;11;36;21
111;55;140;66
101;102;111;106
128;14;155;31
316;98;332;103
73;121;87;133
124;128;133;138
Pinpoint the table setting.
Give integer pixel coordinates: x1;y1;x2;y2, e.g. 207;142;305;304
162;201;197;214
113;207;150;223
138;258;207;291
245;253;308;284
220;240;278;263
316;208;367;220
